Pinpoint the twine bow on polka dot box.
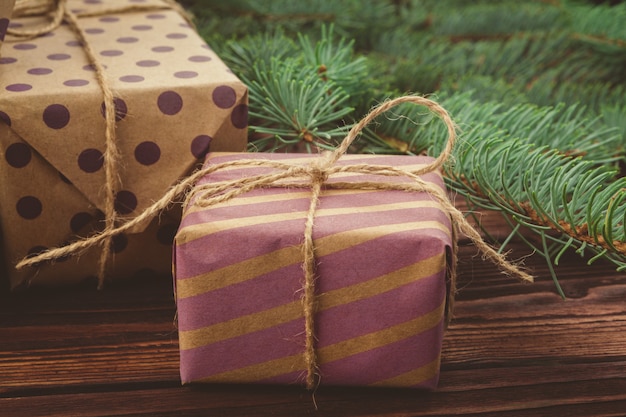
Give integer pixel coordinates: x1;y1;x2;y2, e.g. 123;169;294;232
0;0;249;290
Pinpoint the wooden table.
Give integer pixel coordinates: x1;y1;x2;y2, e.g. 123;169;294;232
2;211;626;416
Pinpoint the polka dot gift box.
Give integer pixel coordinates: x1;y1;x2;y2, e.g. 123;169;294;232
0;0;248;289
0;0;15;55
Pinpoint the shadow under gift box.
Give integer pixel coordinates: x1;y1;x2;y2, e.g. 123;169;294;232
0;0;248;289
174;152;453;389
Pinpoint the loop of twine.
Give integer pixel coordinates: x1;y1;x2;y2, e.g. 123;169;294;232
8;0;191;289
16;94;534;389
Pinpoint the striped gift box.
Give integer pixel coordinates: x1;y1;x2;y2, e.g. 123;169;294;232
174;152;452;389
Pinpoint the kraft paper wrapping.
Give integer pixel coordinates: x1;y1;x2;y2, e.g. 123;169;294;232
0;0;249;289
0;0;14;55
174;152;452;389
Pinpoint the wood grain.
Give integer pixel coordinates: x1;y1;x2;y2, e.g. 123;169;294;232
1;218;626;416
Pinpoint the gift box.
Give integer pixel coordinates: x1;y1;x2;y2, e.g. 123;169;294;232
174;152;452;389
0;0;248;289
0;0;14;55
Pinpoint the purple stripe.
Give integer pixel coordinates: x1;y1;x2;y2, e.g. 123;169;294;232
175;216;305;281
180;187;445;229
260;322;443;387
176;262;303;331
180;318;306;383
179;298;443;385
176;229;447;331
315;273;446;346
176;205;450;280
314;220;449;293
179;277;444;378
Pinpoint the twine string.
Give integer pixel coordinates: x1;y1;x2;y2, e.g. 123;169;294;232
16;95;534;389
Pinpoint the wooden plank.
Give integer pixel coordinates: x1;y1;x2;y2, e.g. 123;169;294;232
1;224;625;416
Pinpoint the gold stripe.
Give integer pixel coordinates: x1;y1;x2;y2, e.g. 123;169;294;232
177;200;446;245
195;300;445;384
369;357;441;387
179;252;446;350
176;220;450;299
184;189;376;215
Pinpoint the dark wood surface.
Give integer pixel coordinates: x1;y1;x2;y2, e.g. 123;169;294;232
2;209;626;416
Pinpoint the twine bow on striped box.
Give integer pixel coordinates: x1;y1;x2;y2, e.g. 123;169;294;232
174;152;452;389
172;96;532;389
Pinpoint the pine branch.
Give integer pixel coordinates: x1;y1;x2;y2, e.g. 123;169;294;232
187;0;626;288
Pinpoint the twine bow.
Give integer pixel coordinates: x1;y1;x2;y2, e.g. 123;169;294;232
8;0;191;289
17;94;534;389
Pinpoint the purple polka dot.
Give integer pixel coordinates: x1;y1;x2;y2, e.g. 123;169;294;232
78;148;103;173
66;40;83;47
0;57;17;64
119;75;144;83
70;212;93;233
0;111;11;126
189;55;212;63
156;223;177;245
134;141;161;165
157;91;183;115
152;46;174;53
0;18;8;42
111;234;128;253
117;37;138;43
43;104;70;129
47;53;71;60
101;97;127;122
14;43;37;50
28;67;53;75
166;33;187;39
99;17;119;23
231;104;248;129
5;143;31;168
16;196;42;219
85;28;105;34
100;50;123;57
146;14;166;19
136;60;160;67
64;79;89;87
179;22;192;28
6;83;32;92
82;64;97;71
191;135;212;158
8;22;23;29
132;25;152;31
174;71;198;79
212;86;237;109
84;0;102;3
115;190;137;215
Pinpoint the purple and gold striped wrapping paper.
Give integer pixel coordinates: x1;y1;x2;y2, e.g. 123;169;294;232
174;152;453;389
